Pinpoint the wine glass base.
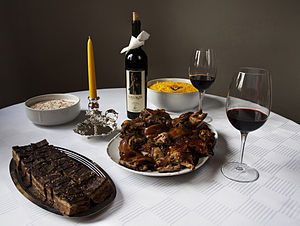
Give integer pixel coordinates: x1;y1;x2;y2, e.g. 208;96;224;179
204;115;213;123
221;162;259;183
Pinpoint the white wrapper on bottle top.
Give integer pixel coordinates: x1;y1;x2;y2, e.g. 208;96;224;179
120;31;150;54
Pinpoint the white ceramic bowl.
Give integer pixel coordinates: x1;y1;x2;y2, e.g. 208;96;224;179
25;94;81;126
147;78;199;112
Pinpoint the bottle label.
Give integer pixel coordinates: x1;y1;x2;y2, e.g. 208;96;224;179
126;70;146;113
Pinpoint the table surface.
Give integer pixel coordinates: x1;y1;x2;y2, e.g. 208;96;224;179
0;88;299;226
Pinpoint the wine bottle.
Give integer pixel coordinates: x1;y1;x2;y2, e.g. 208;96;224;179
125;12;148;119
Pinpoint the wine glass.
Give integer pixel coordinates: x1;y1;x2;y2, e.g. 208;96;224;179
189;49;217;122
221;67;272;183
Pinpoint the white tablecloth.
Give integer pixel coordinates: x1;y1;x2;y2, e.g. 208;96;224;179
0;88;299;226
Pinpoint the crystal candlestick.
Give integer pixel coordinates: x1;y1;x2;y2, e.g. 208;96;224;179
73;96;118;137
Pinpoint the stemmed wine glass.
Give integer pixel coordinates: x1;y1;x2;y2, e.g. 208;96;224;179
221;67;272;183
189;49;217;122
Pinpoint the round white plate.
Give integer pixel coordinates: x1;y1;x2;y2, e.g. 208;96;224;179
106;124;218;177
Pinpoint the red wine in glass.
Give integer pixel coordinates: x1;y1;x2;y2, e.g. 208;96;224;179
227;108;268;132
188;49;216;122
189;74;216;92
221;67;271;183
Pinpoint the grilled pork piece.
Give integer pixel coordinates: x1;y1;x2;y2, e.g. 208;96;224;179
139;108;172;126
12;140;114;216
189;110;207;126
119;138;154;171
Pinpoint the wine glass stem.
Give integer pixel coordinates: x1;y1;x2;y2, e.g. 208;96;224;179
198;91;205;111
238;131;249;170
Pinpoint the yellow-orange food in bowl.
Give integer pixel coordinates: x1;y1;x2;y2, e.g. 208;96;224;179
147;78;199;112
149;81;198;93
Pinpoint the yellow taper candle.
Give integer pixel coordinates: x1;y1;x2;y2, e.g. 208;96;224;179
87;36;97;99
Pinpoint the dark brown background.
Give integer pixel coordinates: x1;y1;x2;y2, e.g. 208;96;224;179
2;0;300;123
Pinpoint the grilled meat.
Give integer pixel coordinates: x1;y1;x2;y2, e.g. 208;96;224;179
119;109;215;172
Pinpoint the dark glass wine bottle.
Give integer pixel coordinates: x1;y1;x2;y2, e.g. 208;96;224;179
125;12;148;119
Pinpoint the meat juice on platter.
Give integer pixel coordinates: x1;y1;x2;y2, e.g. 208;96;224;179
189;74;215;91
227;108;268;132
